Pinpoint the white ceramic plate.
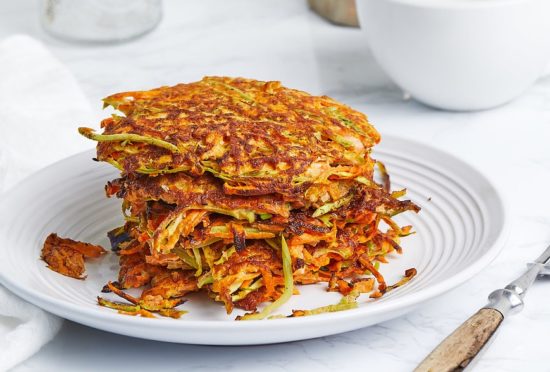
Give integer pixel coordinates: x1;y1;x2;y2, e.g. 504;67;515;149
0;135;508;345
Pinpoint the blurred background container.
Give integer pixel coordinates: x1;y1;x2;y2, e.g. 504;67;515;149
39;0;162;43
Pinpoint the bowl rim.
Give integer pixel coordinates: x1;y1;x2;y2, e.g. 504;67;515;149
356;0;534;11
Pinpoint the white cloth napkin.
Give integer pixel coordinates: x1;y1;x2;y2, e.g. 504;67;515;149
0;35;94;371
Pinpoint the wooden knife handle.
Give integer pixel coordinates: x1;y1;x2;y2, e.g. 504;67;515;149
415;308;504;372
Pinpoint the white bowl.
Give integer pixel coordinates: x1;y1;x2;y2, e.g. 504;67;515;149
357;0;550;111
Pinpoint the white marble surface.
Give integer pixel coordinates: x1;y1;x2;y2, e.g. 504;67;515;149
2;0;550;371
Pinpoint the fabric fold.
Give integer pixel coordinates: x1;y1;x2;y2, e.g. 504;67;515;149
0;34;94;371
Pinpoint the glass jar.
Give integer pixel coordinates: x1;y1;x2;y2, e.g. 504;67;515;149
40;0;163;43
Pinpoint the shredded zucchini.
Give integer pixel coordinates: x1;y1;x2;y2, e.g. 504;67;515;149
312;194;353;218
264;238;280;251
375;160;390;192
355;176;378;188
97;297;140;312
239;235;293;320
318;215;333;227
334;135;354;148
78;127;180;153
324;107;366;136
391;189;407;199
214;246;237;265
192;248;203;276
210;225;272;236
190;238;222;249
202;206;256;223
294;300;358;316
205;79;255;103
135;165;191;175
289;290;360;317
197;272;213;288
173;248;198;270
232;278;264;301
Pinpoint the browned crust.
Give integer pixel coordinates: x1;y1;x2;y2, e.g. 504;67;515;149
94;77;380;197
107;173;290;217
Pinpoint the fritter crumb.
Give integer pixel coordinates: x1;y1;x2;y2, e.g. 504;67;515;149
41;233;106;279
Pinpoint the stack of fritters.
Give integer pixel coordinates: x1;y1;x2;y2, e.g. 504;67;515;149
81;76;419;318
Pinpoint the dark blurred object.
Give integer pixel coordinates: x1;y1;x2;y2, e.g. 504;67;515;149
308;0;359;27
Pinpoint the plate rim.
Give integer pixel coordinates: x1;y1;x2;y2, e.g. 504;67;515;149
0;134;510;337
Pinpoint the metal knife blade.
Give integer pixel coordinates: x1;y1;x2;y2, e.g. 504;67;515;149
527;244;550;275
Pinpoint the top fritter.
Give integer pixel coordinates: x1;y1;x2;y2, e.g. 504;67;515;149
79;76;380;199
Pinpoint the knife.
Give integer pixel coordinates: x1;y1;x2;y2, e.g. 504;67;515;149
415;244;550;372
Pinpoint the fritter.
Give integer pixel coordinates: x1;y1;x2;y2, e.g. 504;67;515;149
106;173;418;257
79;76;380;198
